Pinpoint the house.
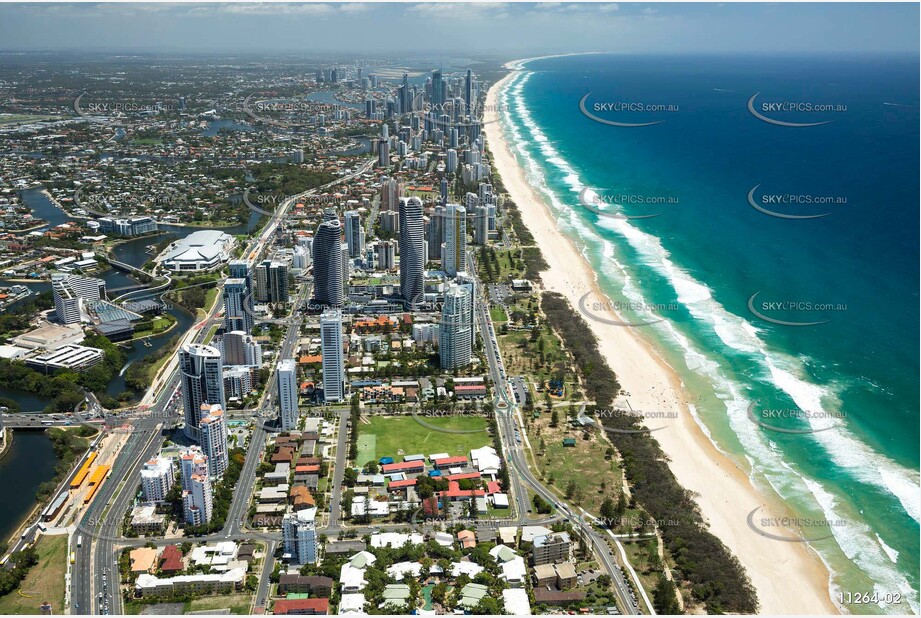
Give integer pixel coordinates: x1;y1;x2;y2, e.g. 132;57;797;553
457;530;476;549
129;547;159;574
338;593;366;615
386;562;423;581
450;560;484;578
562;438;577;447
159;545;184;573
503;588;532;615
380;583;411;608
457;583;489;610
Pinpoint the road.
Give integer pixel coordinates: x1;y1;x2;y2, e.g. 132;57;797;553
468;251;642;615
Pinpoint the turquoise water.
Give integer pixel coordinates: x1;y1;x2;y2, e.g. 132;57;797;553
497;53;919;614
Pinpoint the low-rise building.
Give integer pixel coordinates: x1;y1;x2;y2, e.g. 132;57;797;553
134;567;247;597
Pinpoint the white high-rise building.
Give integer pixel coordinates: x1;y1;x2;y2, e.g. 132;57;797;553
140;456;175;504
220;331;262;367
439;281;474;370
399;197;425;306
179;344;225;442
199;404;228;480
443;203;467;277
282;507;318;564
183;472;213;526
277;359;299;430
179;446;209;492
52;273;105;324
320;309;345;403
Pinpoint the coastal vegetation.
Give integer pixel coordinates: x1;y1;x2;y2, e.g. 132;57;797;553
601;407;758;613
540;292;620;408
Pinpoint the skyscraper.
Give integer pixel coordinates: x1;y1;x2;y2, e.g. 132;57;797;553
179;343;225;442
223;278;254;334
428;205;445;261
179;446;208;492
220;331;262;366
344;211;365;258
183;471;213;526
277;358;299;430
254;260;289;304
282;508;318;564
439;281;474;370
312;218;343;308
464;69;474;116
474;204;490;245
199;403;228;480
399;197;425;306
380;177;403;211
52;273;106;324
320;309;344;403
432;69;446;109
443;203;467;277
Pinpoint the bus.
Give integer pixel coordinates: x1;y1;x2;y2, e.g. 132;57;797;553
76;535;83;548
70;552;76;565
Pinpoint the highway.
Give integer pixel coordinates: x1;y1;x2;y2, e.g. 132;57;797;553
468;251;642;615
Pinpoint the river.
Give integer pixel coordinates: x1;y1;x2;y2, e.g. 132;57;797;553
0;432;59;545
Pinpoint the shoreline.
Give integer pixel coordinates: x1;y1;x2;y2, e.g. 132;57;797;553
484;69;837;615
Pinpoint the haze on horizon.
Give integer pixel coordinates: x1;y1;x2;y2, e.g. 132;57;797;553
0;2;917;56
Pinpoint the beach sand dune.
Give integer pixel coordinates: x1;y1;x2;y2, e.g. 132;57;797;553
484;70;837;615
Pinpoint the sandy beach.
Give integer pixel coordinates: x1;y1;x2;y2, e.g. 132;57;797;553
484;69;837;615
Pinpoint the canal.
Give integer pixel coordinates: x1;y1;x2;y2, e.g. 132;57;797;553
0;431;59;545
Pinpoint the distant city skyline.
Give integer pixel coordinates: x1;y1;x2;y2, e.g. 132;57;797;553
0;2;916;54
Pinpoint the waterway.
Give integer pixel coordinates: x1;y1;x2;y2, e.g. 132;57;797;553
0;431;59;545
2;187;264;408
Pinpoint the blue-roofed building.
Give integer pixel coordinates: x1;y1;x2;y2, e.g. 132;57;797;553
379;457;394;465
428;470;442;477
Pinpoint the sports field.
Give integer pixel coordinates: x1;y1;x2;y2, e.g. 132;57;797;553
354;415;491;467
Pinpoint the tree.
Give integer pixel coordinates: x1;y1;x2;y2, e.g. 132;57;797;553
600;497;617;524
653;574;681;615
565;479;576;499
550;408;559;428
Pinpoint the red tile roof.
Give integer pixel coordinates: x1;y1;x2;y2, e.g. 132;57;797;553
381;461;425;474
273;598;330;615
159;545;183;572
387;478;417;490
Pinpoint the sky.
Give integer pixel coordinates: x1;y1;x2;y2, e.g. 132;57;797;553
0;2;917;55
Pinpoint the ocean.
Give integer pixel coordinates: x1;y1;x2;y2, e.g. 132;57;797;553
496;53;919;614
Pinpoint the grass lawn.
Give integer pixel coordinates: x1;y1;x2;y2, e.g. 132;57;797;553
186;593;254;614
355;415;491;466
489;306;508;323
527;413;622;516
0;534;68;614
